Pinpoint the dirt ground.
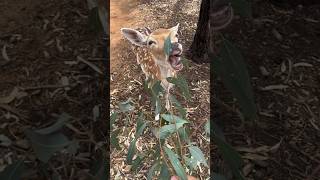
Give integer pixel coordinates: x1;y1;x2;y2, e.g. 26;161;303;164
110;0;210;179
0;0;319;179
0;0;106;179
213;1;320;180
110;0;320;179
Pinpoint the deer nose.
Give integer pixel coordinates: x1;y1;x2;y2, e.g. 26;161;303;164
171;42;183;53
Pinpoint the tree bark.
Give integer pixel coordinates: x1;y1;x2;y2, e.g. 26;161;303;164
187;0;210;63
188;0;233;63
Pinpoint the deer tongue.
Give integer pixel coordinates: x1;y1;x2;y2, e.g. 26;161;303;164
169;55;183;71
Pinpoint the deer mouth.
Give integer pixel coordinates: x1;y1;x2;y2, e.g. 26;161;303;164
169;50;183;71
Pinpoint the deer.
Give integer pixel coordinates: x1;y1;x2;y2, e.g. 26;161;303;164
120;24;183;117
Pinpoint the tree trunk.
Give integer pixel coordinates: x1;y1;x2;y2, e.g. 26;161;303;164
270;0;320;7
188;0;232;63
187;0;210;63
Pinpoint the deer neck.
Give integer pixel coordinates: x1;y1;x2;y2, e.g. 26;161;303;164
133;46;175;81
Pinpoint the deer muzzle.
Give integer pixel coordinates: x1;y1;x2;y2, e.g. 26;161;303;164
169;42;183;71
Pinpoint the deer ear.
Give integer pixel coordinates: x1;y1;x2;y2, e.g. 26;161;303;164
170;23;179;34
121;28;147;47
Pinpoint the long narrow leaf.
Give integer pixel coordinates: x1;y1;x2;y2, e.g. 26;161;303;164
214;135;244;180
167;75;191;100
126;138;137;164
0;160;25;180
164;147;187;180
136;112;147;137
111;129;121;150
35;113;70;134
131;154;145;172
169;95;187;118
159;123;185;139
161;114;189;124
212;38;257;120
188;146;208;167
164;35;172;56
147;161;160;180
159;163;170;180
25;130;72;163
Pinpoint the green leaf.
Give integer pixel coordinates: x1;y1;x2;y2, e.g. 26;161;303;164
136;112;147;137
164;35;172;56
212;122;245;180
164;147;187;180
25;130;72;162
161;114;189;124
89;151;108;180
212;38;257;120
213;173;227;180
110;112;118;131
178;127;190;144
168;95;187;118
159;163;170;180
0;134;12;147
167;75;191;100
111;129;121;150
214;135;244;180
147;161;160;180
188;146;208;167
153;144;161;160
205;120;210;136
35;113;70;134
159;123;185;139
66;140;80;155
98;6;108;34
154;97;161;119
87;0;97;9
230;0;252;18
126;138;137;164
88;7;103;32
118;98;134;112
0;160;25;180
150;81;163;118
152;80;164;96
184;156;197;170
181;57;190;70
212;122;225;141
131;154;145;172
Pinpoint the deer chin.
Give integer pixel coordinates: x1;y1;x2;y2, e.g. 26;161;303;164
169;50;183;71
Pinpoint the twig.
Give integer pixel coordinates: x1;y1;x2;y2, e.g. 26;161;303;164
0;103;27;119
19;84;73;91
305;163;320;180
169;100;185;164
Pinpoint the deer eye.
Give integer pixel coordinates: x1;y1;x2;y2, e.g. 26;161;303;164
175;33;179;38
148;40;156;46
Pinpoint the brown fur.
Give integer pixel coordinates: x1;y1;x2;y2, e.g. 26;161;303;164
121;24;182;112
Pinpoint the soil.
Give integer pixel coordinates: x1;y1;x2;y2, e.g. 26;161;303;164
110;0;210;179
0;0;319;179
213;1;320;180
0;0;106;179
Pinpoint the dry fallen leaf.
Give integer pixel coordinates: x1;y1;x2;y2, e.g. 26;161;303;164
77;56;103;74
0;134;12;147
260;85;289;91
243;153;269;161
293;62;313;68
0;87;28;104
1;44;10;62
243;163;254;176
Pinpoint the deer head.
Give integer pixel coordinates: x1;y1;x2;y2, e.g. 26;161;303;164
120;24;183;74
